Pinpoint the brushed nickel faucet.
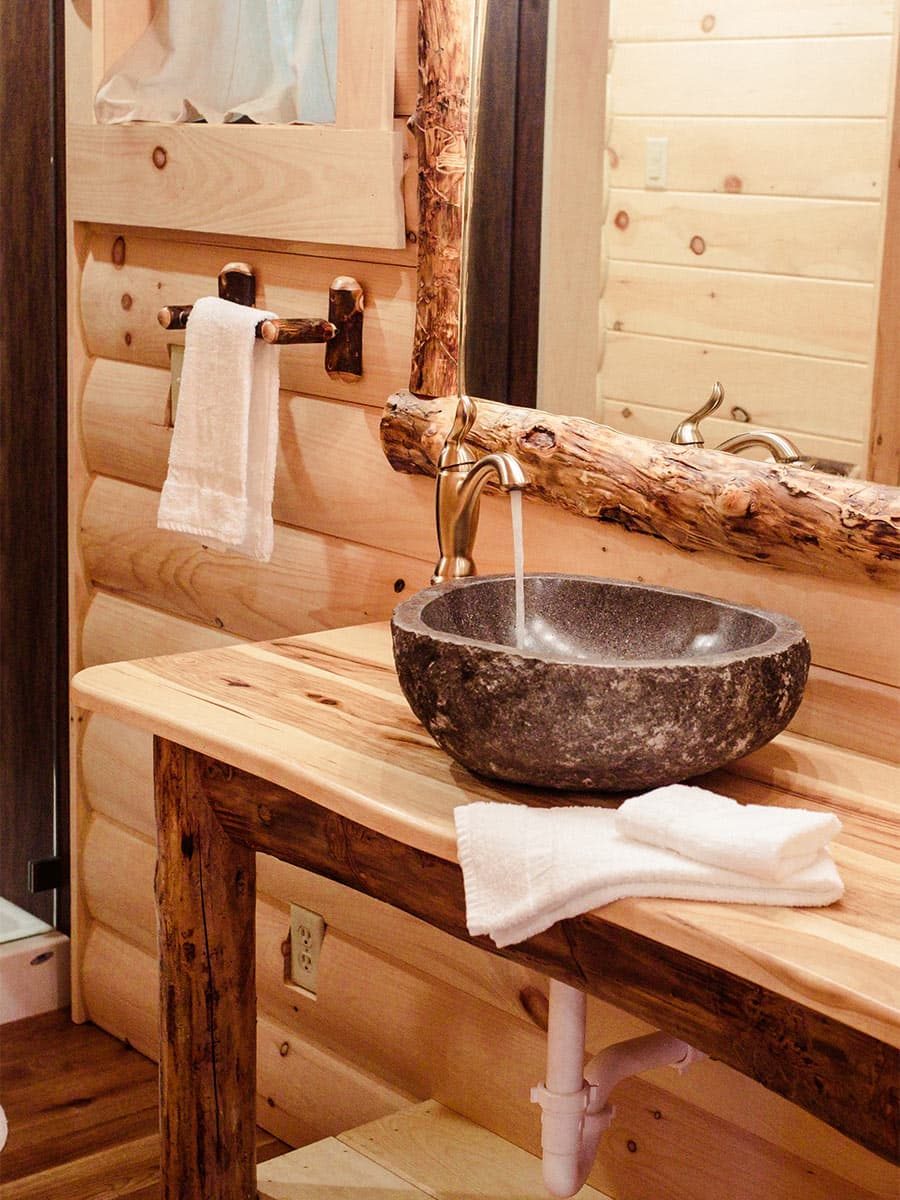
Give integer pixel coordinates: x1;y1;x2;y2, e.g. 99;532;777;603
671;381;802;464
433;396;528;584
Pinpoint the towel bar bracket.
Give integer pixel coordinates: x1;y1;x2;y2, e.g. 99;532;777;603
156;263;364;380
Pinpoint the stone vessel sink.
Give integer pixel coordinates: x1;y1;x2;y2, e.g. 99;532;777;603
391;574;810;792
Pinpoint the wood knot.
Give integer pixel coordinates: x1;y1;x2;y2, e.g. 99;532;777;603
152;145;168;169
279;1041;290;1058
111;236;126;267
701;14;715;32
522;425;556;452
519;986;549;1031
222;676;251;687
120;293;132;310
614;210;629;231
258;804;272;825
715;483;758;520
724;175;743;193
690;235;706;255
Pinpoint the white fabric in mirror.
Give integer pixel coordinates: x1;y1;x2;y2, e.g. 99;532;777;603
94;0;337;125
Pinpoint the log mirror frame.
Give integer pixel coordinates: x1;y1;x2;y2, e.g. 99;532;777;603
388;0;900;584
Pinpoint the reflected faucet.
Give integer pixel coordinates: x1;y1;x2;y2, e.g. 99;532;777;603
433;396;528;584
671;381;802;464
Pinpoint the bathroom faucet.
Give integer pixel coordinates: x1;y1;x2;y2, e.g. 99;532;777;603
433;396;528;584
671;381;802;464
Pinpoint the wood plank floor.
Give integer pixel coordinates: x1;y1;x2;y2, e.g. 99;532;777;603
0;1008;287;1199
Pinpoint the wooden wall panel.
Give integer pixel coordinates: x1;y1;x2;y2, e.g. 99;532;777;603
81;475;432;641
611;1;893;40
69;125;408;249
601;332;870;441
788;670;900;765
608;116;886;199
82;589;244;666
607;190;881;281
605;262;874;362
80;230;415;406
81;713;153;837
80;922;414;1150
612;38;891;118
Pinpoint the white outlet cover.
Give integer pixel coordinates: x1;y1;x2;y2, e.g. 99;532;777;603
289;904;326;997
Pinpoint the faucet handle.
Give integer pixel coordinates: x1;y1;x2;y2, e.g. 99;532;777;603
670;381;724;447
438;395;479;471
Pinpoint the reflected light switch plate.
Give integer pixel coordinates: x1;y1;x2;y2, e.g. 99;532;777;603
167;343;185;426
645;137;668;189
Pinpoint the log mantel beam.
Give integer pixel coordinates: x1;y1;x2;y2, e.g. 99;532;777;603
381;390;900;584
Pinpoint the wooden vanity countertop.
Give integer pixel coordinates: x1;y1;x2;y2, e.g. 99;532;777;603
72;621;900;1055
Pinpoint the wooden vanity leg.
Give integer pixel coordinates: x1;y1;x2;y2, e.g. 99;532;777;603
153;738;257;1200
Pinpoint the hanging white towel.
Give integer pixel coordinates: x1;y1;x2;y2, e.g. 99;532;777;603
158;296;280;562
615;785;842;881
454;801;843;949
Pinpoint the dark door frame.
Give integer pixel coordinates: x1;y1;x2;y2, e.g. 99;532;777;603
0;0;69;931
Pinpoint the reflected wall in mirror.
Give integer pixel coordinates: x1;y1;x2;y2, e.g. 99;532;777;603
460;0;900;484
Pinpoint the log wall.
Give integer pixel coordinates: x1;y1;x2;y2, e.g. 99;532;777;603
600;0;894;473
66;4;899;1199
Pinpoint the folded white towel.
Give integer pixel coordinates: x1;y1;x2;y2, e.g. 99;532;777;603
454;802;843;949
616;785;842;881
158;296;280;561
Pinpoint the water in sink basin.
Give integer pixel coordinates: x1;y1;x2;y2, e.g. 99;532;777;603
420;574;779;666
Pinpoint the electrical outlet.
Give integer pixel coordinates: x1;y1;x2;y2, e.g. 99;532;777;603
288;904;326;996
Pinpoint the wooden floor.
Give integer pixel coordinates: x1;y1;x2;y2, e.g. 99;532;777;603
0;1008;287;1199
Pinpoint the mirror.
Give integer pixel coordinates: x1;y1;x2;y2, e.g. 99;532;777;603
459;0;900;483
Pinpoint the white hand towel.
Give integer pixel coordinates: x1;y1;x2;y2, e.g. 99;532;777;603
157;296;280;561
454;802;843;949
615;785;842;881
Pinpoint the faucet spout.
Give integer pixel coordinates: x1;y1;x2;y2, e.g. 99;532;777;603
433;446;527;584
458;452;529;498
714;430;802;464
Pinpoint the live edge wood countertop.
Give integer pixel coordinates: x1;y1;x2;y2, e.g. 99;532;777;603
72;622;900;1167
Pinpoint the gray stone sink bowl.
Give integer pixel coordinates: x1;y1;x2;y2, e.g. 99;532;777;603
391;574;810;792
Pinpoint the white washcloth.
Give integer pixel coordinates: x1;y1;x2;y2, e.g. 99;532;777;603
616;785;842;881
454;802;844;949
158;296;280;561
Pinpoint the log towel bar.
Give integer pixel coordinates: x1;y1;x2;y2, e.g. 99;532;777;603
157;261;364;381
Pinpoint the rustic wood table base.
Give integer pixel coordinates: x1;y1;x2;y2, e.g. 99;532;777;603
153;738;899;1198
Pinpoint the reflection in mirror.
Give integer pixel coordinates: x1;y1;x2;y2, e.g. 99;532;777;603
460;0;900;481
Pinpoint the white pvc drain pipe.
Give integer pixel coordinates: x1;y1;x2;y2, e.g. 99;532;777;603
531;979;706;1197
